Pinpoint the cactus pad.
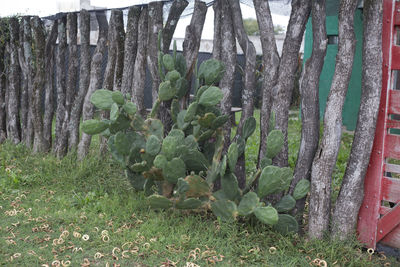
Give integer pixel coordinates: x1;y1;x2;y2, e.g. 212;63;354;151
273;214;298;234
123;102;137;115
198;113;217;128
238;192;259;216
243;116;256;140
163;157;186;184
184;175;210;198
198;86;224;107
221;173;241;201
154;154;168;170
162;54;175;71
148;195;173;209
146;135;161;156
111;91;125;105
211;200;238;221
227;142;238;171
184;102;198;122
81;119;109;135
266;130;284;159
176;198;202;209
275;195;296;213
165;70;181;85
90;89;113;110
158;81;176;101
254;206;279;225
198;59;225;85
293;179;310;200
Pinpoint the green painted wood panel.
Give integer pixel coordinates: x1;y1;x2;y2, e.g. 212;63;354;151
303;10;363;131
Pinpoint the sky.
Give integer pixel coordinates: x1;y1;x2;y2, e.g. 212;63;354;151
0;0;290;39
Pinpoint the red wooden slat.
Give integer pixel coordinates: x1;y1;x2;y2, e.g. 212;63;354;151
380;206;392;215
380;224;400;248
393;46;400;69
377;203;400;242
388;90;400;114
358;0;394;250
395;1;400;25
384;134;400;158
382;176;400;202
384;162;400;173
386;119;400;129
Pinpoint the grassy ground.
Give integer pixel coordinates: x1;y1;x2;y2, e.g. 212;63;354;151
0;111;396;266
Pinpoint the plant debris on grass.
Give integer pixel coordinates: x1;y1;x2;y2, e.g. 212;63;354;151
0;112;397;266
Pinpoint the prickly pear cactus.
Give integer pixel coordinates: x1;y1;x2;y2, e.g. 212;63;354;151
81;33;308;234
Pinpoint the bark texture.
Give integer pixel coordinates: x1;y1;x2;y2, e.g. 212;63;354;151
162;0;188;54
121;6;140;96
54;16;67;152
78;11;108;159
254;0;280;162
7;17;21;144
289;0;327;225
69;9;90;150
98;10;121;155
228;0;256;189
218;0;236;149
18;20;28;145
56;13;78;157
212;0;222;60
18;16;34;147
272;0;311;167
31;17;49;153
147;1;163;103
158;0;193;133
0;19;8;143
42;20;58;151
309;0;358;239
132;7;148;117
331;0;383;240
103;11;118;92
183;0;207;87
113;10;125;91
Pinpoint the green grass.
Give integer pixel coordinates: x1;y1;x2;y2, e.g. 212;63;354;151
0;112;397;266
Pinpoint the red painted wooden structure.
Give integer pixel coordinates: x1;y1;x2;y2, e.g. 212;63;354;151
357;0;400;250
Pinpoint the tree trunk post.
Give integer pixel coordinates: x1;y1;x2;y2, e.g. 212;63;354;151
147;1;163;104
69;9;91;151
253;0;280;164
54;16;67;153
18;19;28;145
7;17;21;145
228;0;257;189
18;16;34;147
162;0;188;54
331;0;383;240
113;10;125;92
31;16;49;153
219;0;236;150
98;10;120;155
77;11;108;160
132;7;148;117
56;12;78;157
43;20;58;151
121;6;140;96
308;0;358;239
289;0;327;228
212;0;222;61
0;19;8;143
272;0;312;168
182;0;207;105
